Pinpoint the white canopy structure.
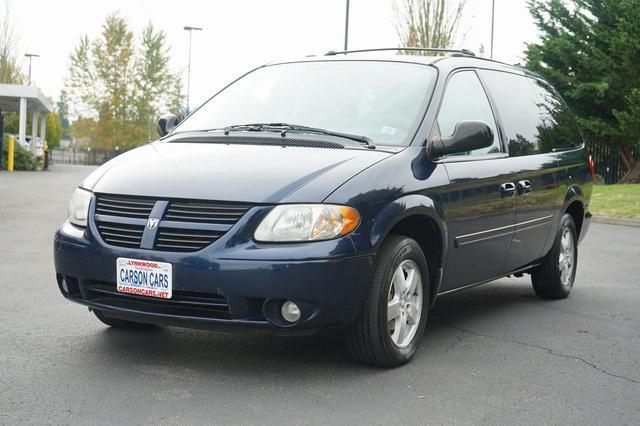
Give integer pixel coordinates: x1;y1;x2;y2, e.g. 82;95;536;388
0;83;53;155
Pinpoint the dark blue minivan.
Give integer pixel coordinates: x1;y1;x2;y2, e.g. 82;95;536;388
54;49;592;367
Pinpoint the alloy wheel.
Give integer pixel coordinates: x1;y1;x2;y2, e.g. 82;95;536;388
387;259;423;348
558;227;575;288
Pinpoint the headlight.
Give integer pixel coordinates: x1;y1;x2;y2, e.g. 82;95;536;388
67;188;92;227
254;204;360;242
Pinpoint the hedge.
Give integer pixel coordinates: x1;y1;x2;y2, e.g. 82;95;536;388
1;139;37;171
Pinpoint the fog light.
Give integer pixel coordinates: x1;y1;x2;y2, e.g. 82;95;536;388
60;277;69;294
281;300;301;323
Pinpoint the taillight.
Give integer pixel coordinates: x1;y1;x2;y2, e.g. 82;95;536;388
588;155;596;182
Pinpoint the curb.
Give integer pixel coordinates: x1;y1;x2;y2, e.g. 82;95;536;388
592;216;640;228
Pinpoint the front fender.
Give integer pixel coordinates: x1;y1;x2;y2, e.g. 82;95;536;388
365;193;449;303
369;193;447;250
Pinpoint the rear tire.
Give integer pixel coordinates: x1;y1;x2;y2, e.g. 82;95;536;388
346;235;429;367
531;213;578;299
93;310;156;329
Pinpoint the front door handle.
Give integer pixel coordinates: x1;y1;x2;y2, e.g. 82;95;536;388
499;182;517;198
517;180;532;195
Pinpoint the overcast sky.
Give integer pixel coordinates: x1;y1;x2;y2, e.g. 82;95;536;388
7;0;538;113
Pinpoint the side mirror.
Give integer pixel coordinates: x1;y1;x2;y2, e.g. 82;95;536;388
156;114;180;137
430;120;494;157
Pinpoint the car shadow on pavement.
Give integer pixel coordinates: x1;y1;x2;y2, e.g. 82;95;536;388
430;277;546;324
86;278;546;377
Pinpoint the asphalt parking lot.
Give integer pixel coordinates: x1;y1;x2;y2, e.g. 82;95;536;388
1;164;638;425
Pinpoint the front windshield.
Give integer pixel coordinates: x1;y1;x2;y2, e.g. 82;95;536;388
176;61;436;146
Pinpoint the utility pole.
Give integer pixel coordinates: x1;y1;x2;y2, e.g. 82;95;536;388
490;0;495;59
344;0;350;51
183;26;202;115
24;53;39;85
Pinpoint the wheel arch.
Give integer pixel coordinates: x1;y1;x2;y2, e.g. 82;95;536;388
562;185;586;239
369;194;448;307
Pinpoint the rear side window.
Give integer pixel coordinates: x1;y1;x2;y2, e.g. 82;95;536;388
480;70;550;156
436;70;501;156
529;78;583;150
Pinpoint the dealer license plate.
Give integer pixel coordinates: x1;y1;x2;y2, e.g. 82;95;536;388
116;257;172;299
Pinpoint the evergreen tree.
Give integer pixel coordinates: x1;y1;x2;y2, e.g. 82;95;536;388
66;13;183;150
525;0;640;182
56;90;71;137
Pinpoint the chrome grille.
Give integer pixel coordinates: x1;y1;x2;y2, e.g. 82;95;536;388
155;227;224;252
93;194;253;252
165;201;251;223
95;221;145;247
95;195;155;218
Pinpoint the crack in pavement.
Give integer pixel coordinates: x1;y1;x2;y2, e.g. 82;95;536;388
432;317;640;385
442;332;464;354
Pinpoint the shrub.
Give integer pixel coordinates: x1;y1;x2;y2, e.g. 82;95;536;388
1;138;37;171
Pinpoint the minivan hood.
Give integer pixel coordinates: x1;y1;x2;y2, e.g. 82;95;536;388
82;141;392;203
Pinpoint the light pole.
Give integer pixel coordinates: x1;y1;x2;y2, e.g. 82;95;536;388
24;53;39;85
344;0;350;51
183;26;202;115
490;0;495;59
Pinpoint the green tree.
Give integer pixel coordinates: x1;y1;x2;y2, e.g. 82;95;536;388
56;90;70;137
69;116;99;147
132;23;184;141
46;113;62;148
66;14;182;150
67;14;135;150
525;0;640;182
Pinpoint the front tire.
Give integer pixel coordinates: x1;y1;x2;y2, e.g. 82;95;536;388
93;310;156;329
347;235;429;367
531;213;578;299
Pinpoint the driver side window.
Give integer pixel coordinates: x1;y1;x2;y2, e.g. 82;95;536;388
437;71;501;156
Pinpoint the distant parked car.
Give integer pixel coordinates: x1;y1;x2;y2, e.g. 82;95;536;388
54;48;592;367
6;133;31;150
6;134;43;157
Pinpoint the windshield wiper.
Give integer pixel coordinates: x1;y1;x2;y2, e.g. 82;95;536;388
222;123;265;132
222;122;375;149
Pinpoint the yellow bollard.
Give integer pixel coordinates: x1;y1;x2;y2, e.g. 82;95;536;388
7;135;15;172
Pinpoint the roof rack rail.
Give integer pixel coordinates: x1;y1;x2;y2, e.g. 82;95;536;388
324;47;475;57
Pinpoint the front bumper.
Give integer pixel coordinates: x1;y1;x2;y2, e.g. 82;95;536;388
54;221;374;331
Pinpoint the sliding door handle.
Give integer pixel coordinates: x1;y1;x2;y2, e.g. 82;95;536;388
499;182;517;198
517;180;532;195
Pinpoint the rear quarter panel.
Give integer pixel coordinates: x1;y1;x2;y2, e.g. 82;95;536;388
551;146;593;247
